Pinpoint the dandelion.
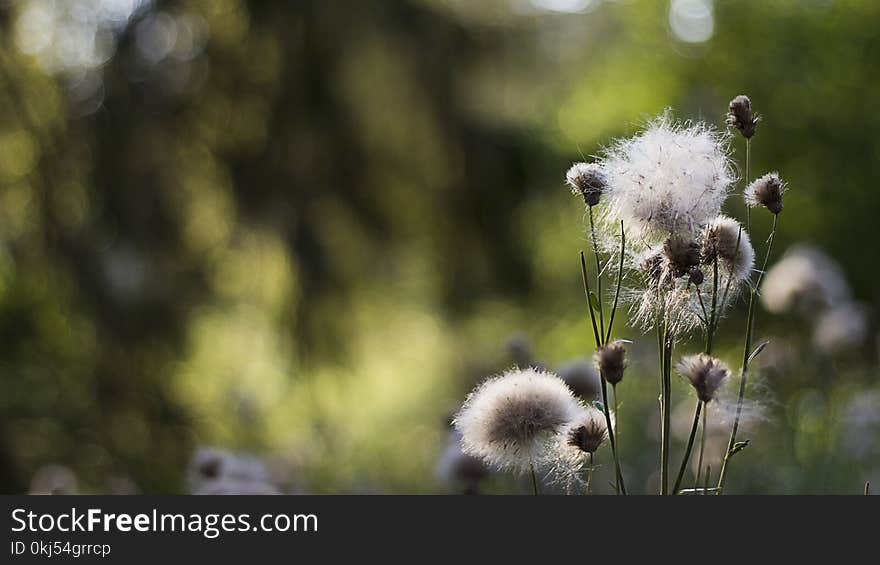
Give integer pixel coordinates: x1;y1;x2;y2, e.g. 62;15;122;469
664;235;701;279
545;407;609;493
760;245;850;313
812;302;869;354
453;368;582;479
745;172;786;215
594;341;627;385
726;95;760;139
701;215;755;283
566;407;609;454
566;162;606;207
677;354;730;403
598;113;734;240
557;359;602;400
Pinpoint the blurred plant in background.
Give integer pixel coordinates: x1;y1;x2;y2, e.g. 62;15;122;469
0;0;877;494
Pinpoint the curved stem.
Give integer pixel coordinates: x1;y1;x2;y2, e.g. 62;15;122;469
589;207;605;340
660;320;673;495
717;214;779;493
586;452;594;495
605;221;626;343
673;400;702;494
600;374;627;494
530;462;539;495
580;252;602;348
695;403;707;493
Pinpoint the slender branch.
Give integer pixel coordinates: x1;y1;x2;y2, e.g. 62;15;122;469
589;207;606;340
673;400;702;494
586;452;594;495
580;252;602;348
660;320;673;495
530;462;539;495
694;403;707;492
605;221;626;344
600;373;627;494
717;214;780;493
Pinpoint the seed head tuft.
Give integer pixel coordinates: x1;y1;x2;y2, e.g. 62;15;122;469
676;354;730;403
744;172;786;215
593;341;627;385
566;162;606;207
726;95;760;139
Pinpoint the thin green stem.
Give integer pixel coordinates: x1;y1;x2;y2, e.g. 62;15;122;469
586;452;594;495
600;373;627;494
718;214;779;493
745;139;751;234
530;462;539;495
660;320;673;495
673;400;702;494
695;403;707;492
707;256;719;355
605;221;626;344
580;252;602;348
589;207;606;340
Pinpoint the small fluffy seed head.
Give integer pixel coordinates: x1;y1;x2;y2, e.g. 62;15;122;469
598;113;734;239
453;368;582;473
594;341;627;385
436;431;489;493
745;172;786;214
677;354;730;403
689;266;705;285
701;215;755;283
761;245;850;313
566;162;606;207
557;359;602;400
812;302;869;355
566;407;608;454
726;95;760;139
664;235;701;278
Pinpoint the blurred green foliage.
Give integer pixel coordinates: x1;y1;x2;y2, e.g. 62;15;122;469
0;0;877;494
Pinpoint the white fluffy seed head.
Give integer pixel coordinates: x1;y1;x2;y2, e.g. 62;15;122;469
598;113;734;242
453;368;582;473
760;245;850;314
812;302;869;354
744;172;786;214
566;162;606;207
701;215;755;283
676;354;730;403
543;406;609;493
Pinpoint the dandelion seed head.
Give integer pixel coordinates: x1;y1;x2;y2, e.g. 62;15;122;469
676;353;730;403
701;215;755;283
812;302;869;354
726;94;760;139
761;245;850;313
594;341;627;385
543;406;609;493
566;407;609;454
598;113;734;240
664;235;701;278
566;162;606;207
453;367;582;473
745;172;786;214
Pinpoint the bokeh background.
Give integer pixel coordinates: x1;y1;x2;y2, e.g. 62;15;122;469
0;0;878;494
